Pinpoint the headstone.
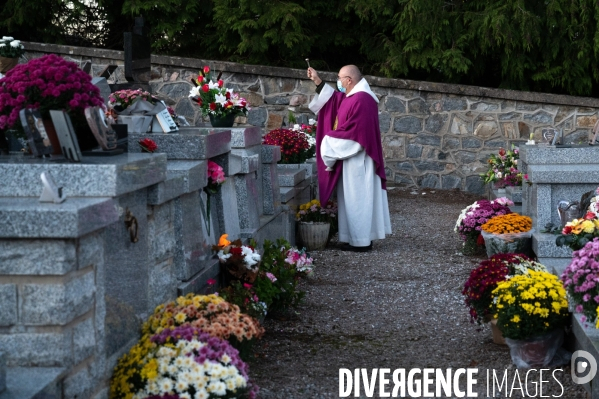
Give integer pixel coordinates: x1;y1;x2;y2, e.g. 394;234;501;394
91;77;111;104
124;16;151;83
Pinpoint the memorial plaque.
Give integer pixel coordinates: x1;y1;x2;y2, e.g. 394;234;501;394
541;128;557;144
19;108;53;157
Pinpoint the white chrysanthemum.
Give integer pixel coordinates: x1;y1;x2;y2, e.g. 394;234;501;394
147;381;160;394
9;40;20;48
208;381;227;396
309;118;316;125
180;393;192;399
235;375;247;387
175;356;186;368
168;364;178;374
226;378;237;390
241;246;261;267
182;356;194;368
194;389;209;399
159;378;173;392
157;346;176;358
0;43;5;48
1;36;14;41
221;353;231;364
175;379;189;393
158;360;170;374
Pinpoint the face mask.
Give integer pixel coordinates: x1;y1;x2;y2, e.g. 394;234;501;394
337;80;346;93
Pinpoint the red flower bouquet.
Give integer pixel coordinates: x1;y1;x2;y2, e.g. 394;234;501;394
262;128;315;164
138;138;157;153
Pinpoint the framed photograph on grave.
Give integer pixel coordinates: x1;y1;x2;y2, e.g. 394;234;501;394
19;108;53;156
49;110;82;162
84;106;118;150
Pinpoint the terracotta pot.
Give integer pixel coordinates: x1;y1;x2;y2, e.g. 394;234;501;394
298;222;330;251
0;57;18;74
42;119;62;155
489;318;506;345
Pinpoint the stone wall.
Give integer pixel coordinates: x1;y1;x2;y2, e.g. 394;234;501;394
21;42;599;194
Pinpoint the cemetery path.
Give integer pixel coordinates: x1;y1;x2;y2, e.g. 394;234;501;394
249;186;587;399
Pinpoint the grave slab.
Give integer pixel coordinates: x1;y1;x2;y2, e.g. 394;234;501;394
128;128;231;160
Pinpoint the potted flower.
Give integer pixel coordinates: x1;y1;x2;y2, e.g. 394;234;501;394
462;253;547;344
480;213;534;257
296;199;337;251
214;234;261;285
110;325;259;399
142;292;264;360
188;66;249;127
0;54;104;151
454;197;513;255
480;146;523;192
556;213;599;251
0;36;24;74
490;270;570;367
262;128;315;164
561;238;599;324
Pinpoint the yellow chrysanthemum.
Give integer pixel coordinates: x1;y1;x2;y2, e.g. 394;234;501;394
582;220;596;234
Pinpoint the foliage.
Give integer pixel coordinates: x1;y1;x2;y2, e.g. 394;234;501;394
0;36;24;58
259;238;306;314
561;238;599;325
490;270;569;340
6;0;599;95
481;213;532;234
219;280;267;320
296;199;337;224
110;325;258;399
262;128;314;164
0;54;103;138
189;66;249;118
480;146;523;188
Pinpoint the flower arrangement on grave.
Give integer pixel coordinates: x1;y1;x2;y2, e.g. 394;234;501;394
262;128;315;164
481;213;532;235
480;145;524;188
462;253;547;324
215;234;261;284
0;36;25;59
220;281;268;320
206;160;226;194
556;216;599;251
138;138;158;153
560;238;599;325
490;270;569;340
454;198;513;255
109;325;259;399
0;54;104;146
289;119;317;153
296;199;337;224
143;293;264;349
108;88;156;111
285;247;315;277
252;239;306;314
188;66;249;119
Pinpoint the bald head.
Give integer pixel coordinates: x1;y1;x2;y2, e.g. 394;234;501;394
338;65;362;93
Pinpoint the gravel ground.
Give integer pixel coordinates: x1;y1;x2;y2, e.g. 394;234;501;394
248;186;588;399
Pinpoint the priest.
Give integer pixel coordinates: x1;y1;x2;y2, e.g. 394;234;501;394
307;65;391;252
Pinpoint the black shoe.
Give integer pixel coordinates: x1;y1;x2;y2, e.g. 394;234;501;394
339;242;373;252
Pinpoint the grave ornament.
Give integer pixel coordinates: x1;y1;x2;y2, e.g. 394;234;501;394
39;171;66;203
19;108;53;157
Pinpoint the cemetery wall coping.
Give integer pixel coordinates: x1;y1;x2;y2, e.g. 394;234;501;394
21;41;599;108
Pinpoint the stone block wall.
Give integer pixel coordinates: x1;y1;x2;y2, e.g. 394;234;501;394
20;42;599;195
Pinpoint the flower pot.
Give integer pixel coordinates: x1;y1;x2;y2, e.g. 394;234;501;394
42;119;63;155
489;318;506;345
209;113;235;128
0;57;18;74
481;229;534;258
298;222;330;251
505;329;564;368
